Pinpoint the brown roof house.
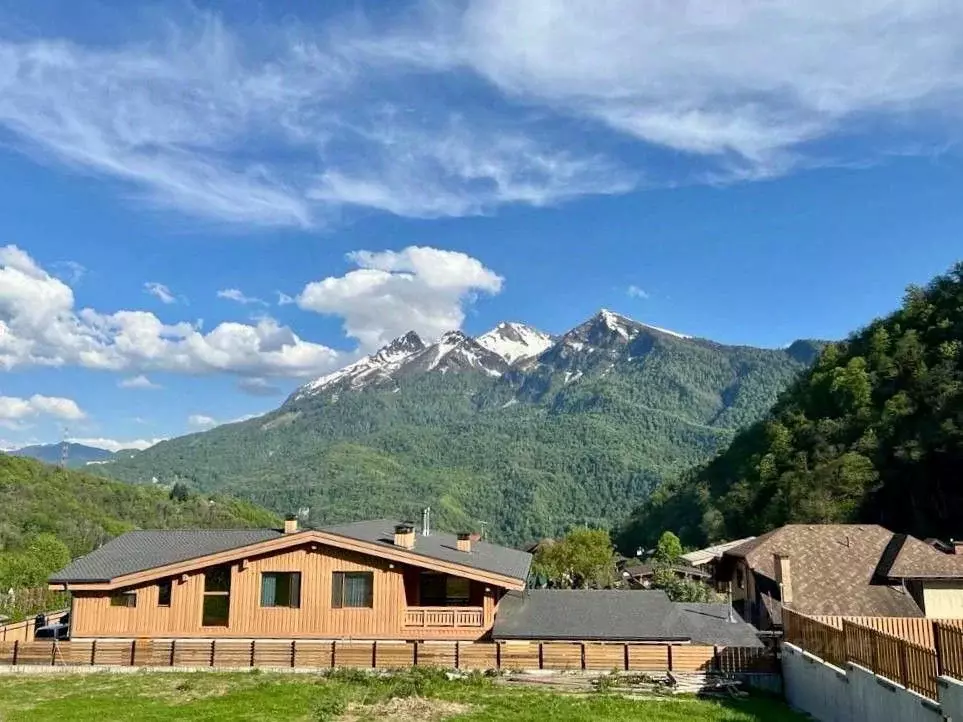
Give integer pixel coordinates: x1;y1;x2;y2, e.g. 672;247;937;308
716;524;963;629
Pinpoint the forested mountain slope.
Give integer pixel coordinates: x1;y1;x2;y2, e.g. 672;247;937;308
617;264;963;551
102;310;816;546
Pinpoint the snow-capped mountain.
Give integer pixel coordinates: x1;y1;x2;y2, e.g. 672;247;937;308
477;322;554;364
291;310;692;402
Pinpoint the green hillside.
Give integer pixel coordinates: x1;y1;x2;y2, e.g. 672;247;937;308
101;321;814;546
617;263;963;550
0;454;279;619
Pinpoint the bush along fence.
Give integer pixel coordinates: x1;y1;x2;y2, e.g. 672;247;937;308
783;608;963;701
0;639;776;674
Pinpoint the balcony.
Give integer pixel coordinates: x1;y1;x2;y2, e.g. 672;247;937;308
403;607;484;628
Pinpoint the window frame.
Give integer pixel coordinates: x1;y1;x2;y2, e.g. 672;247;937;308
260;571;302;609
109;591;137;608
331;571;374;609
201;564;232;627
157;579;173;608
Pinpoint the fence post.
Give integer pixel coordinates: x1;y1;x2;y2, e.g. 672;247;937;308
455;641;460;670
495;642;500;671
870;630;880;674
169;639;176;667
130;640;137;667
580;643;586;671
291;640;297;669
538;642;544;670
11;640;18;666
371;641;376;669
90;639;97;666
331;641;337;669
51;642;58;666
933;622;945;677
667;644;673;672
623;643;629;672
211;640;217;667
250;640;256;668
898;641;908;688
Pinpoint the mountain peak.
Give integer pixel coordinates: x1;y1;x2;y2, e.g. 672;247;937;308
477;322;553;364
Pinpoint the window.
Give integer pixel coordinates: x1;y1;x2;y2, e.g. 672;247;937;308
109;592;136;608
157;580;172;607
419;572;471;606
261;572;301;608
202;565;231;626
332;572;373;608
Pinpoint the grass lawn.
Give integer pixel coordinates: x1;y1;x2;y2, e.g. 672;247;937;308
0;669;805;721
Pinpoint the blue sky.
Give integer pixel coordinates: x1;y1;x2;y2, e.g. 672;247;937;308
2;0;963;450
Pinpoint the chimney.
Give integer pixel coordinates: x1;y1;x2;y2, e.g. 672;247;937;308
284;514;299;534
394;523;415;550
774;553;793;606
457;532;472;553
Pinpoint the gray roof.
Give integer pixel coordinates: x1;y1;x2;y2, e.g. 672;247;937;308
49;520;531;585
492;590;762;646
49;529;283;583
321;519;532;582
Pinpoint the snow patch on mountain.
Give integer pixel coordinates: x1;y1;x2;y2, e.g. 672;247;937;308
477;322;553;364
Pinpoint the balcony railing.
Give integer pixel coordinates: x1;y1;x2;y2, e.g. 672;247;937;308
403;607;484;628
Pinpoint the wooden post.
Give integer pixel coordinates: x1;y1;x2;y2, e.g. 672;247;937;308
250;640;256;668
290;640;297;668
495;642;501;671
623;643;629;671
11;640;18;666
90;639;97;666
169;639;176;667
580;643;586;671
330;641;337;669
371;641;377;669
667;644;673;672
538;642;544;670
455;641;460;670
898;641;909;688
713;645;720;673
933;623;945;677
51;642;58;666
211;640;217;667
130;640;137;667
870;630;879;674
412;641;418;668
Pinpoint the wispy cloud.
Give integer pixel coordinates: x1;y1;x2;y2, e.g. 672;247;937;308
0;394;85;427
144;282;178;304
218;288;267;306
627;285;649;300
70;436;165;452
187;414;218;429
118;374;161;390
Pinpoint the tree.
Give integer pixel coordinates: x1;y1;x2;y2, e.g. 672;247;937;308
654;531;683;564
650;567;720;602
532;528;618;589
169;482;190;502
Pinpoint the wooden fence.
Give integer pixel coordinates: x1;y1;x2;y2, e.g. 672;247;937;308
0;639;776;674
812;615;963;649
784;608;963;701
0;610;69;643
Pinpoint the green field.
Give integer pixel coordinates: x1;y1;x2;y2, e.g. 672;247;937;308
0;669;803;721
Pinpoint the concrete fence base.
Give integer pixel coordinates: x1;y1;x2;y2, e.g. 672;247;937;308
782;642;963;722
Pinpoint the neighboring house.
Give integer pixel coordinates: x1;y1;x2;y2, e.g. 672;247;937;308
49;518;529;641
493;590;762;647
681;537;756;587
717;524;963;629
620;561;709;589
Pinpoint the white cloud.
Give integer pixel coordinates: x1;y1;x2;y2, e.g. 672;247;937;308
276;291;295;306
144;282;177;304
188;414;218;429
0;394;85;425
0;244;341;378
298;245;502;351
0;13;628;227
627;285;649;299
118;374;161;389
53;260;86;284
218;288;267;306
70;436;165;452
352;0;963;179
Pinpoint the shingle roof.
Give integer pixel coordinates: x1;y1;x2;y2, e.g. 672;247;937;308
723;524;929;617
491;590;762;646
321;519;532;582
889;534;963;579
49;529;283;583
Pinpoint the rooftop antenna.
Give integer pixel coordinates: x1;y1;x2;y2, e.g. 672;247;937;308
422;507;431;537
60;427;69;470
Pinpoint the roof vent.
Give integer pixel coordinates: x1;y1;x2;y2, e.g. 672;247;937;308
394;523;415;550
457;532;472;553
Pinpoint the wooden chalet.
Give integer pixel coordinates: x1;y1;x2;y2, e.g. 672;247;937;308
48;518;530;641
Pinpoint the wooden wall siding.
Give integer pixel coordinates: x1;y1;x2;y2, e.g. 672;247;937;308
69;543;499;641
0;610;68;642
811;615;963;649
0;639;776;674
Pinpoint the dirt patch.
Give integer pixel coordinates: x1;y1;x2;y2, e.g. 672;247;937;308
340;697;473;722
